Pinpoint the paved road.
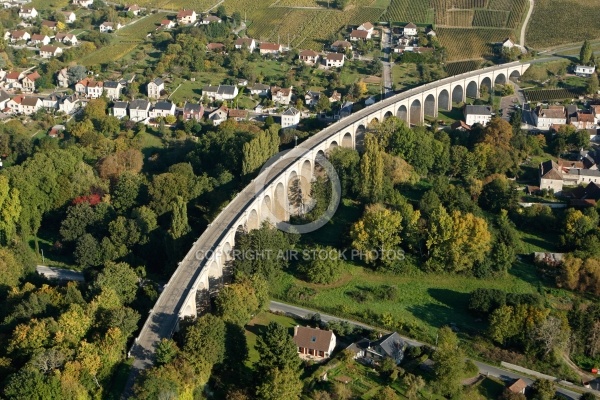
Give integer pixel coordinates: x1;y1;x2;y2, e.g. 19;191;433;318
270;300;584;399
380;27;394;98
520;0;534;47
122;59;547;398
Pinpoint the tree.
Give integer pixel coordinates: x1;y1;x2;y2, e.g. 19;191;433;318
216;4;227;18
255;322;301;374
301;245;343;284
350;204;403;267
531;379;556;400
0;175;21;244
315;95;331;114
532;315;570;357
183;314;226;368
580;40;592;65
403;373;425;400
74;233;102;267
432;326;465;397
359;134;385;201
168;196;190;240
586;73;599;96
95;262;139;304
155;338;179;365
255;366;302;400
479;177;518;213
215;280;260;326
489;305;519;344
0;248;24;289
67;65;87;85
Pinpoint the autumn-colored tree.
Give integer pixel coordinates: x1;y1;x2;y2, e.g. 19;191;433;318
215;280;260;326
0;175;21;244
351;203;403;266
359;134;385;201
97;149;144;180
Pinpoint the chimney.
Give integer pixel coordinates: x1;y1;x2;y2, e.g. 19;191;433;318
294;325;299;336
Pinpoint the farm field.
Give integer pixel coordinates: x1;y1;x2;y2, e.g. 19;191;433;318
384;0;433;24
445;60;482;76
524;89;580;102
526;0;600;49
436;27;512;61
109;0;217;12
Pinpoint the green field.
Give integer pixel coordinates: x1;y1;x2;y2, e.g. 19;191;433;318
244;312;299;366
526;0;600;49
436;27;513;61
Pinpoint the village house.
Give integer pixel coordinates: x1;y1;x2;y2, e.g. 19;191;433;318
331;40;352;52
249;83;270;97
59;94;82;114
329;90;341;103
357;22;374;35
324;53;345;68
228;108;247;122
502;38;515;48
570;111;596;130
147;77;164;99
534;106;566;130
464;105;492;126
182;102;204;121
39;45;63;58
62;11;76;23
76;78;103;98
234;37;256;52
30;34;50;46
281;107;301;129
206;42;225;52
48;124;65;138
126;4;141;15
7;95;23;114
149;101;176;118
304;91;321;107
57;68;69;87
270;86;293;105
350;30;370;41
200;14;221;24
208;105;228;126
103;81;123;100
346;332;406;365
540;159;600;194
575;65;596;77
259;42;282;55
176;9;197;25
22;71;40;92
299;50;319;64
72;0;93;7
5;71;22;90
0;90;10;110
507;379;528;394
129;99;150;121
292;326;336;360
42;92;61;110
451;120;471;131
99;22;122;32
14;95;42;115
55;33;78;45
9;30;30;42
18;6;36;19
159;19;175;29
41;20;57;31
202;84;238;101
338;100;353;118
403;22;418;36
112;101;128;118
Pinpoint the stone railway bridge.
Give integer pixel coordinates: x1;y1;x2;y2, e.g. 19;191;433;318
125;60;530;391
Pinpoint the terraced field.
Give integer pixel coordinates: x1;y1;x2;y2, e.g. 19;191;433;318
526;0;600;49
472;9;509;28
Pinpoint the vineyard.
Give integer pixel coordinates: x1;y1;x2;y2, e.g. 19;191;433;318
445;9;474;27
445;60;482;76
526;0;600;49
383;0;433;24
524;89;579;102
437;27;511;61
472;9;508;28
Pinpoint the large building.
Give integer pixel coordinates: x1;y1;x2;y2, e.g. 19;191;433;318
540;159;600;194
464;105;492;126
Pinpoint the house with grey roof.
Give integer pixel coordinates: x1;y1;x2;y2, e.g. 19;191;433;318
345;332;406;365
249;83;270;97
182;102;204;121
149;101;176;118
129;99;150;121
147;78;164;99
202;84;239;101
103;81;123;100
113;101;128;119
281;107;300;128
464;105;492;126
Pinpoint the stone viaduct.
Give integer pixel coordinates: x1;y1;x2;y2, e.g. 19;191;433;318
127;60;530;379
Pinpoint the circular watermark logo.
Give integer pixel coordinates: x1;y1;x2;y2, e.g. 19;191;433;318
253;147;341;234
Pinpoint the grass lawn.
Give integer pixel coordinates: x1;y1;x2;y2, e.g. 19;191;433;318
167;75;228;104
475;376;506;399
244;312;300;367
392;63;421;91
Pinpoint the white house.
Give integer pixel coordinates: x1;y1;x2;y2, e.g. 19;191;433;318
304;91;321;107
159;19;175;29
535;106;566;130
259;42;282;55
5;71;22;90
234;37;256;52
271;86;292;105
57;68;69;87
357;22;374;35
129;99;150;121
62;11;76;23
7;95;23;114
208;105;228;126
149;101;176;118
176;9;196;25
147;77;164;99
350;30;370;41
30;34;50;46
202;84;238;101
331;40;352;52
0;90;10;110
464;105;492;126
73;0;93;7
42;93;61;110
9;30;30;42
18;6;36;19
249;83;270;97
76;78;104;98
502;38;515;48
21;96;42;115
281;107;300;129
100;22;122;32
103;81;122;100
59;94;82;114
293;326;336;361
403;22;418;36
200;14;221;24
55;33;78;45
39;45;63;58
22;71;40;92
575;65;596;77
113;101;128;118
324;53;345;68
126;4;141;15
